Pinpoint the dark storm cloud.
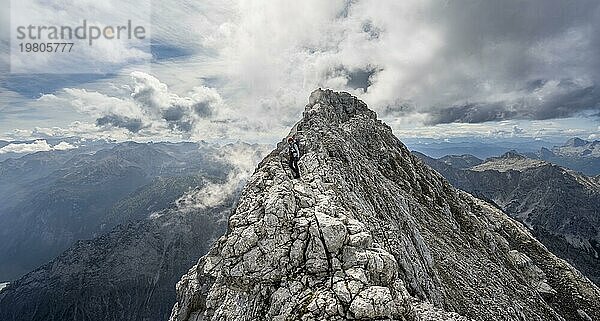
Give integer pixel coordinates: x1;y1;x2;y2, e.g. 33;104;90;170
530;82;600;120
191;101;214;117
96;114;146;132
426;80;600;124
167;119;193;132
161;104;199;132
154;101;215;133
414;0;600;124
162;105;187;122
161;105;194;132
379;99;415;118
427;102;516;125
347;68;377;90
327;64;382;91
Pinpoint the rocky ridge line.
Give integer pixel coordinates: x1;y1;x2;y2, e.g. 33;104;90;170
170;89;600;321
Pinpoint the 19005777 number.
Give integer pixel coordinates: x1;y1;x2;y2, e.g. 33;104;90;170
19;42;74;52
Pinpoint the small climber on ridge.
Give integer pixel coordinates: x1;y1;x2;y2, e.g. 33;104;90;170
287;136;301;179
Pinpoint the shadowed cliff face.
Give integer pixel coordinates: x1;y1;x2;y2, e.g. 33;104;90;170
170;89;600;321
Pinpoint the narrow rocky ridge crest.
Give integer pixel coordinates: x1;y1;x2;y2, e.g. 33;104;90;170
170;89;600;321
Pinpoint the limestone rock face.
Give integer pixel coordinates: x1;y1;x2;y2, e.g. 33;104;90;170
170;89;600;321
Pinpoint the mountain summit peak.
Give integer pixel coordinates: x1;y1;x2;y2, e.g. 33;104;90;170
305;88;377;124
565;137;589;147
170;90;600;321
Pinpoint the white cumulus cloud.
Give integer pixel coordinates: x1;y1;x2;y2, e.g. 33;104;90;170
0;140;76;154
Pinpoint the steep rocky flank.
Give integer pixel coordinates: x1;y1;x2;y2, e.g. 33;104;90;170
0;192;233;321
417;152;600;286
170;89;600;321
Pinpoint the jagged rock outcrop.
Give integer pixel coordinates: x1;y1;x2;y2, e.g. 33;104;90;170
170;89;600;321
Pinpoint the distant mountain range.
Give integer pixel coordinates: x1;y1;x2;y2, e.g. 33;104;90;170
0;141;269;321
408;137;600;175
0;141;234;281
415;150;600;285
554;137;600;157
401;136;555;159
528;138;600;175
1;91;599;320
0;191;235;321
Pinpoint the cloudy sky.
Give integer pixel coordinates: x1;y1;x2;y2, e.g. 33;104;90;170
0;0;598;145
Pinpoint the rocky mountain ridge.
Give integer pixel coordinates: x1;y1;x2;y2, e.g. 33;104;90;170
0;190;234;321
0;142;269;321
534;139;600;175
416;151;600;286
169;89;600;321
0;141;229;280
553;138;600;158
470;151;547;172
